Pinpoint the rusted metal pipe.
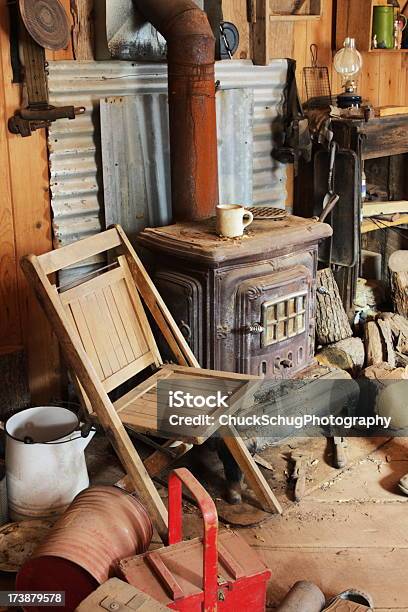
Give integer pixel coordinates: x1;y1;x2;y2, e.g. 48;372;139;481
133;0;219;221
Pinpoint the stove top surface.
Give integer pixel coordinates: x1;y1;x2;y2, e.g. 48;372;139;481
137;215;332;265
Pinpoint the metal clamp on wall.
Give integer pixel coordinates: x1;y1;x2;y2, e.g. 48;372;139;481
9;105;86;137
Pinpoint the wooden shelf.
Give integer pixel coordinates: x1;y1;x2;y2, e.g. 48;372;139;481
361;214;408;233
269;14;321;21
368;49;408;53
363;200;408;217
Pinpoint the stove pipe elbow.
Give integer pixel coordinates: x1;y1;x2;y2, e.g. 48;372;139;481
133;0;219;222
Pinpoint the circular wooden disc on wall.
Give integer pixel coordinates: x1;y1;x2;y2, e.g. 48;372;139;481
19;0;70;51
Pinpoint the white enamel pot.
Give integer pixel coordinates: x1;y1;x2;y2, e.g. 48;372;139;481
5;406;95;520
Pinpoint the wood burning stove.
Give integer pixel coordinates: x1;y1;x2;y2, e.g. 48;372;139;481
137;215;331;378
130;0;331;381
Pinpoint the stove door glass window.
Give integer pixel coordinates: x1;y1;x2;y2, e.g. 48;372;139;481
262;291;307;347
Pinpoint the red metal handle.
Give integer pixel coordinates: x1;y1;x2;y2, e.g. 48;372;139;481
168;468;218;611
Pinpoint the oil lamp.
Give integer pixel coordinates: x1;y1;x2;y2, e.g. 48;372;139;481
333;37;363;108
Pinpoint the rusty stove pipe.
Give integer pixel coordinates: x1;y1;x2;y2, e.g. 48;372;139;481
133;0;219;222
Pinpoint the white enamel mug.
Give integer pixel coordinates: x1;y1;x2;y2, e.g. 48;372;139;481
216;204;254;238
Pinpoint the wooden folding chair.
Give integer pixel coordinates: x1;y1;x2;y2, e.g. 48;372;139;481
22;225;282;542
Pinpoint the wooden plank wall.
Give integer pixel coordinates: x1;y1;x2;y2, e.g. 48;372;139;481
223;0;408;208
0;0;93;411
223;0;408;107
0;0;65;406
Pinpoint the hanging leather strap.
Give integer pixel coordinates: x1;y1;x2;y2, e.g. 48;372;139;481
20;22;49;107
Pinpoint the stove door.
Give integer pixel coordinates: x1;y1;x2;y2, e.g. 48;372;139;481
236;265;313;377
154;270;203;364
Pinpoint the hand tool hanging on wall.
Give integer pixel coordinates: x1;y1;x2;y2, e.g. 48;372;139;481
8;0;85;137
303;44;332;109
272;59;312;168
314;149;360;270
319;141;340;226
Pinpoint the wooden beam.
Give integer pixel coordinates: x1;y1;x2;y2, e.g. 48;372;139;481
375;106;408;117
251;0;270;65
71;0;95;60
270;14;320;21
0;7;21;352
0;4;61;402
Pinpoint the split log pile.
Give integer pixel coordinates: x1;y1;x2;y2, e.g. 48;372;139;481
315;258;408;383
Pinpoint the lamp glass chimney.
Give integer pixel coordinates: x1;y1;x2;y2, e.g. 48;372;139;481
333;37;363;94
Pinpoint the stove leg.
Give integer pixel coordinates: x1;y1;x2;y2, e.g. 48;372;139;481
221;428;283;514
216;438;243;504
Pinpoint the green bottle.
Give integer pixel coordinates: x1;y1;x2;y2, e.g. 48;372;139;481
372;6;395;49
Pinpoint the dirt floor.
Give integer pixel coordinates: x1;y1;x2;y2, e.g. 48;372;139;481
85;434;408;611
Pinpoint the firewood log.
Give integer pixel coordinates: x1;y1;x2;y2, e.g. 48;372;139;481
365;320;384;366
377;312;408;354
389;250;408;317
364;319;395;367
362;363;408;383
315;269;353;346
316;337;365;374
377;319;396;368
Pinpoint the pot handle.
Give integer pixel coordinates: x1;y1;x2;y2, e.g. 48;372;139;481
168;468;218;610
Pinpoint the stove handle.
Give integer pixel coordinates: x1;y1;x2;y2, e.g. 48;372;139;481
244;323;264;334
279;359;293;369
179;320;192;342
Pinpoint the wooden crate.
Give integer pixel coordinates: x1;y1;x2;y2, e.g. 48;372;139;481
76;578;167;611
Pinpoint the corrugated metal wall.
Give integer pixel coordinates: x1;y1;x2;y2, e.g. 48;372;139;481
48;59;288;254
101;88;254;241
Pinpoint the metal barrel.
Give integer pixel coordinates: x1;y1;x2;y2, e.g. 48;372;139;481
276;581;326;612
16;486;153;611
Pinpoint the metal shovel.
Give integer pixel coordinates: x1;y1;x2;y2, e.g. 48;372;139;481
319;140;339;223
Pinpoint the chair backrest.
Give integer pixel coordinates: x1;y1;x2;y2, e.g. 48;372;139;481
59;256;161;393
